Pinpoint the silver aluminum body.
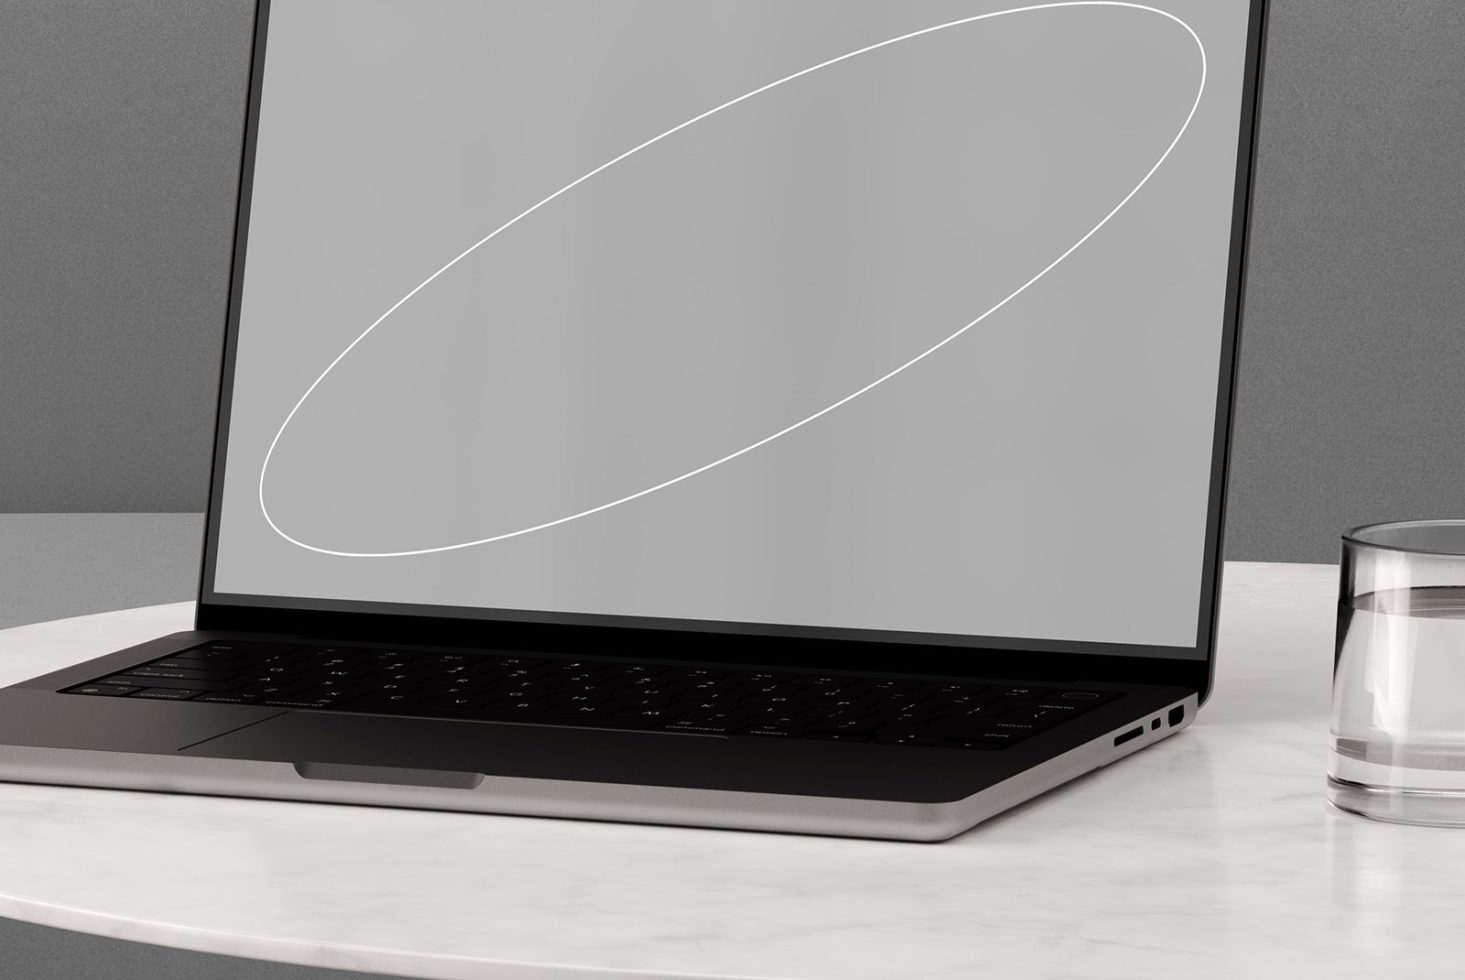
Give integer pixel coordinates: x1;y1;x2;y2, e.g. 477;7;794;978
0;688;1195;842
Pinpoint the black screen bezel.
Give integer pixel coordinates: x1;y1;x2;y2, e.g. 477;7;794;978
195;0;1271;701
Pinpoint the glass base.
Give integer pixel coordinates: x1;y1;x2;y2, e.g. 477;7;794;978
1328;776;1465;827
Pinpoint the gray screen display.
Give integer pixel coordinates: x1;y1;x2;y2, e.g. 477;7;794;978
211;0;1254;654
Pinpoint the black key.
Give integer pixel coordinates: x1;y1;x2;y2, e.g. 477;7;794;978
662;705;765;733
925;704;1008;730
804;732;870;742
169;647;247;664
224;684;310;702
307;646;368;660
173;643;291;663
260;697;344;709
865;678;927;693
1000;708;1066;727
131;688;205;700
235;669;312;687
338;692;438;713
102;674;239;692
847;710;906;729
929;690;997;709
741;726;807;739
548;704;664;728
937;738;1010;750
307;676;375;695
490;695;578;714
194;692;264;704
582;711;660;731
873;720;933;737
362;648;431;664
496;681;569;701
66;684;139;696
418;653;480;667
539;702;623;720
807;716;889;736
117;667;224;682
994;686;1052;700
926;683;981;698
659;720;739;735
871;734;939;746
618;663;674;677
740;711;823;734
146;659;244;674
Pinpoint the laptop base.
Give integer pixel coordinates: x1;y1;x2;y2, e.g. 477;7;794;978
0;633;1196;842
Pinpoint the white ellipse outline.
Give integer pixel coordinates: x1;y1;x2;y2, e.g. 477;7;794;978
258;1;1206;558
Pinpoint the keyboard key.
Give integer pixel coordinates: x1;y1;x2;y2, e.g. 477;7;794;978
119;667;225;682
132;688;205;700
66;684;139;696
260;697;345;709
743;726;806;739
937;738;1009;750
146;659;240;673
994;687;1046;699
1000;708;1067;727
871;734;939;746
173;642;291;663
576;712;658;731
657;720;737;735
101;674;239;691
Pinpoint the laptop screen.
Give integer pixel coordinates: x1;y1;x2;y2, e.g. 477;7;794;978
206;0;1260;661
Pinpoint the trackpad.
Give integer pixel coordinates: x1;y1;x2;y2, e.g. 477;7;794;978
177;711;792;792
179;712;570;780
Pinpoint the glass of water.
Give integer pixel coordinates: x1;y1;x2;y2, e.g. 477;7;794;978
1330;520;1465;825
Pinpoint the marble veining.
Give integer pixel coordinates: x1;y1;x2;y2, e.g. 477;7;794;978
1;563;1461;979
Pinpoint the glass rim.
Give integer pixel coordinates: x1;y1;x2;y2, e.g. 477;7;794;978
1343;519;1465;557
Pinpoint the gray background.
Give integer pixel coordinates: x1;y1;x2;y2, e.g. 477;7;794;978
1;2;1464;978
9;0;1465;565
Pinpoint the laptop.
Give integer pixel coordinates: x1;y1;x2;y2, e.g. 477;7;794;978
0;0;1268;841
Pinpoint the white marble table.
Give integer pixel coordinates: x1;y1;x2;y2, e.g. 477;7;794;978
0;561;1460;979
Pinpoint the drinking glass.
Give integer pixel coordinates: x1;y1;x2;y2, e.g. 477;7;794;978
1330;520;1465;826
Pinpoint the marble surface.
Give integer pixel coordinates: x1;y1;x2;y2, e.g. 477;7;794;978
0;562;1460;979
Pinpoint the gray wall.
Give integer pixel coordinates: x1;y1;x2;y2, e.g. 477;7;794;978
3;0;1465;561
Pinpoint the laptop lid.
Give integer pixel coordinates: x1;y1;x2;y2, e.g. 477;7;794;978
197;0;1269;699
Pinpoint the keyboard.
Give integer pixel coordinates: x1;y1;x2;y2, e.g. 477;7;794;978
62;641;1121;750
